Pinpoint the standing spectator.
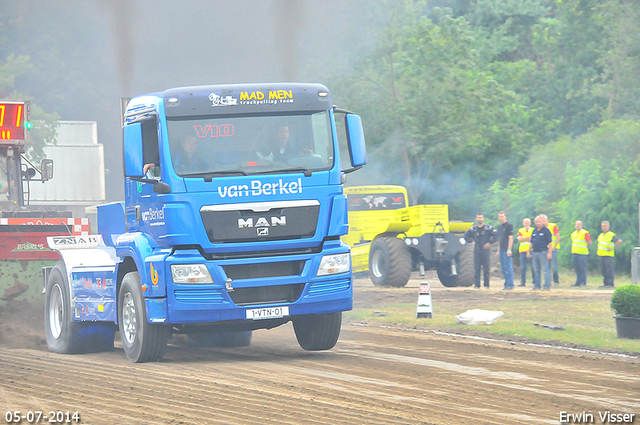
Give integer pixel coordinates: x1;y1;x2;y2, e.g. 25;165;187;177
570;221;591;287
517;218;534;287
464;213;497;289
597;221;622;288
496;211;515;290
541;214;561;285
528;215;553;290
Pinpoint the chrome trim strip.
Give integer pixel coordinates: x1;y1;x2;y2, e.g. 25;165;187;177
200;200;320;213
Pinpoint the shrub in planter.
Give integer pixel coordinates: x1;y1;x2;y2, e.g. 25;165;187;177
611;285;640;339
610;285;640;318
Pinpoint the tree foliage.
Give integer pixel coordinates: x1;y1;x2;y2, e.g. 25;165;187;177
333;4;530;212
489;120;640;272
0;54;58;162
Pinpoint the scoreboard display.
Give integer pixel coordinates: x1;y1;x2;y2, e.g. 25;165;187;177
0;100;30;141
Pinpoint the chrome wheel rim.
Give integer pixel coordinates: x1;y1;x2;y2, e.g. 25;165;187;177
48;284;63;339
122;292;137;344
371;250;385;278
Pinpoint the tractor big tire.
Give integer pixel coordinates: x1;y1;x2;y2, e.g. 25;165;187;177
436;244;475;287
369;237;412;287
118;272;170;363
187;331;252;348
293;312;342;351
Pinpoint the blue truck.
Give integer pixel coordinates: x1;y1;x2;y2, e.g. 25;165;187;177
43;83;366;362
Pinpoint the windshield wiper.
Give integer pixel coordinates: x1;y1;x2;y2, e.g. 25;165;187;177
181;170;248;181
260;168;313;177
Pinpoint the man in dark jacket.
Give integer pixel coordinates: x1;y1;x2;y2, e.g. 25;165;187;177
464;213;497;288
527;215;553;290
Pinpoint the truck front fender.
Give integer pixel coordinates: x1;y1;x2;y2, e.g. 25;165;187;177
114;233;170;297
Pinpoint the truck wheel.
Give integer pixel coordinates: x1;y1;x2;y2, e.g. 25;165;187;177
436;244;475;287
187;331;252;348
44;262;86;353
369;237;411;287
118;272;169;363
293;312;341;351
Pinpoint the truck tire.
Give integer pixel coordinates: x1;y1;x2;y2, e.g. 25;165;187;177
436;244;475;287
187;331;252;348
293;312;341;351
44;261;87;354
369;237;411;287
118;272;170;363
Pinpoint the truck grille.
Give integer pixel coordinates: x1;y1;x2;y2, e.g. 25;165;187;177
200;201;319;243
223;260;305;279
229;283;305;306
174;289;225;303
307;279;350;296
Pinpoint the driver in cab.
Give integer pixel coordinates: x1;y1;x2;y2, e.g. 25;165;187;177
259;125;312;162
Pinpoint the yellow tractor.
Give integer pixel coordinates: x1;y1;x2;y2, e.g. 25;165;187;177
342;185;473;287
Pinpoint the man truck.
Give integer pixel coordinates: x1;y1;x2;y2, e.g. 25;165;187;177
43;83;366;362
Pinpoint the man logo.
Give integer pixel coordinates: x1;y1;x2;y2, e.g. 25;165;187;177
257;228;269;236
238;216;287;228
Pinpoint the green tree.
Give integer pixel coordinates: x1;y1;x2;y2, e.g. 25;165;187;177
0;54;58;161
594;0;640;120
486;120;640;272
333;3;529;213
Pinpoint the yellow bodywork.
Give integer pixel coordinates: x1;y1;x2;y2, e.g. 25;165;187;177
342;185;471;273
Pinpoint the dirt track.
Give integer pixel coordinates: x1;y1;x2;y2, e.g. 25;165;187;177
1;278;639;425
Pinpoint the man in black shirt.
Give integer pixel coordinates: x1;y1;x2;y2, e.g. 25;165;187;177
464;213;497;288
496;211;514;290
527;215;553;290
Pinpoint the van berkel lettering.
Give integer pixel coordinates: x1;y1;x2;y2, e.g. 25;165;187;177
218;178;302;198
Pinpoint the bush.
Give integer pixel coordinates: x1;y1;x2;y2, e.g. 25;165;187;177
611;285;640;318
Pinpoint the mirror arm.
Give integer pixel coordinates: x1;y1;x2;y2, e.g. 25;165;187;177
342;165;363;175
128;176;172;194
128;176;158;184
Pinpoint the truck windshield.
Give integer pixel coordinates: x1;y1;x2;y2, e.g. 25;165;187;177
166;111;334;177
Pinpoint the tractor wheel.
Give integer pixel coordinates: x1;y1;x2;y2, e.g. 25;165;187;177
118;272;170;363
436;244;475;287
369;237;411;287
293;312;342;351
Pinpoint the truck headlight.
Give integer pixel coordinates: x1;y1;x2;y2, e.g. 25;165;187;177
170;264;214;284
317;253;351;276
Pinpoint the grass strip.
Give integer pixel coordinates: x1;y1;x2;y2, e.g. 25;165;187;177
346;297;640;353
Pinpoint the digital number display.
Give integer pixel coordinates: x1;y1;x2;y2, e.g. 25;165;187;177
0;101;28;141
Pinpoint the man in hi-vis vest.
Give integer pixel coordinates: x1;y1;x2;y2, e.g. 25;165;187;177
517;218;534;286
597;221;622;288
541;214;561;285
570;221;591;287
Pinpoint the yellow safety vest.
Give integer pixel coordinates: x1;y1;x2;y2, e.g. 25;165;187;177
597;231;616;257
571;229;589;255
548;222;560;250
518;227;533;253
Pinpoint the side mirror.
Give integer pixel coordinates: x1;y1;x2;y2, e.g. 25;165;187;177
345;113;366;172
123;122;144;178
41;159;54;180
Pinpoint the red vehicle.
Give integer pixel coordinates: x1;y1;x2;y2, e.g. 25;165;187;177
0;100;81;306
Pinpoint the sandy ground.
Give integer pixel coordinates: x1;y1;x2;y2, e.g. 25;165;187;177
0;276;638;424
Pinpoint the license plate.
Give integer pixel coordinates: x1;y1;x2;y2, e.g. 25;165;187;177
246;306;289;320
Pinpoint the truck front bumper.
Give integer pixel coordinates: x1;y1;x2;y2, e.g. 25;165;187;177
148;242;353;325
